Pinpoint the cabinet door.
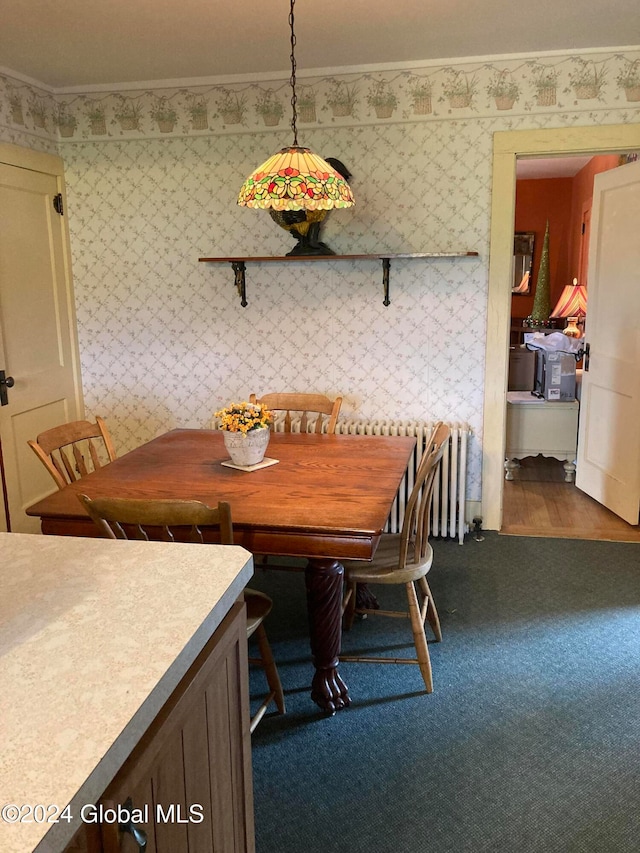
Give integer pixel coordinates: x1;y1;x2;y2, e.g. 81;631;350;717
99;602;254;853
63;821;103;853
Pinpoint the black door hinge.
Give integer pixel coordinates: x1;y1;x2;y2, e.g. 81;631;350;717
53;193;64;215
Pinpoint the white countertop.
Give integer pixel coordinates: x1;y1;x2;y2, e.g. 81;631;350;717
0;532;253;853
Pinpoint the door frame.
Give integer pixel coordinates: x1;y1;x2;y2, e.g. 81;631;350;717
482;124;640;531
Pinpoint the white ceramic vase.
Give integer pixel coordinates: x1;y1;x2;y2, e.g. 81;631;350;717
223;427;270;467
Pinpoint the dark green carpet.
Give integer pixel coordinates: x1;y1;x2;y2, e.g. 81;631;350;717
247;533;640;853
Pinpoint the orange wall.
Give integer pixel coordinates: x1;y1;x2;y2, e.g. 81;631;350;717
568;154;620;281
513;177;573;320
512;155;620;323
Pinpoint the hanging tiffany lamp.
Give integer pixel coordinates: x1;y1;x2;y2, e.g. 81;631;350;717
237;0;355;212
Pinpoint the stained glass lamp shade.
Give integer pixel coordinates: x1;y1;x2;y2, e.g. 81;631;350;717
237;0;354;212
238;146;354;211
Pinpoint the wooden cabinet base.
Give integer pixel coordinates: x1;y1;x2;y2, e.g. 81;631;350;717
64;602;254;853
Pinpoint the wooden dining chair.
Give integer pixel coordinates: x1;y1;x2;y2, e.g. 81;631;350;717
28;416;117;491
339;422;451;694
78;494;286;733
247;392;343;574
248;392;342;434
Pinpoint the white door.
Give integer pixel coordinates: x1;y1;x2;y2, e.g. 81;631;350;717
0;144;84;533
575;159;640;524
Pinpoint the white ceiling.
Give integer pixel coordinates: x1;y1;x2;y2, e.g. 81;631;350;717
1;0;638;90
516;156;594;179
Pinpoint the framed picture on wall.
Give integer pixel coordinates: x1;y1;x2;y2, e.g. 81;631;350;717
618;152;639;165
512;231;535;294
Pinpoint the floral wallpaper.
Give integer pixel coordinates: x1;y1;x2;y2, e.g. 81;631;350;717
0;47;639;521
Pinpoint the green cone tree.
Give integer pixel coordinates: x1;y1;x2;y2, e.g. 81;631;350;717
530;220;550;323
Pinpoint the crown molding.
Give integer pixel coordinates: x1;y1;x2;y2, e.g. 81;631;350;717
0;66;54;93
7;44;638;96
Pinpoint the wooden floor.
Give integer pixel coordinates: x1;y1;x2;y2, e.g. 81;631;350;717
500;456;640;542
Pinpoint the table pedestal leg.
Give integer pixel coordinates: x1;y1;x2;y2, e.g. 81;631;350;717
305;558;351;714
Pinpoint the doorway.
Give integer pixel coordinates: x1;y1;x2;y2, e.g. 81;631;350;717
502;153;638;540
481;123;640;533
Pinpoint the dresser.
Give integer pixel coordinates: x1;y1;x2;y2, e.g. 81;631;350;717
505;391;580;482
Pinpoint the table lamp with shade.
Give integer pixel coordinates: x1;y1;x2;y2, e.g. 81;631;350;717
550;278;588;337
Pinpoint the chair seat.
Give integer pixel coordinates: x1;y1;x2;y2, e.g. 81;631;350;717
244;588;273;637
343;535;434;585
242;586;286;731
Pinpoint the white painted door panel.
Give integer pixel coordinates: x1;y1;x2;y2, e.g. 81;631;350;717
575;160;640;524
0;149;83;532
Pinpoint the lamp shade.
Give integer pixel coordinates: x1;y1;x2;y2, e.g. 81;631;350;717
238;146;355;211
237;0;355;214
550;279;588;318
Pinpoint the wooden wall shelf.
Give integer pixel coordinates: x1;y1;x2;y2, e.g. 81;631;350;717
198;252;480;306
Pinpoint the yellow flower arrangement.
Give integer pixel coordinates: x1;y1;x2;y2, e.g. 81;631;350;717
215;401;272;434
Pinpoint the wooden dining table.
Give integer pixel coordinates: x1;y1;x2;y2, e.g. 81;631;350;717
26;428;415;714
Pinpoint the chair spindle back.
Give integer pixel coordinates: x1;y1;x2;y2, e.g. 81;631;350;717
28;417;117;490
397;422;451;569
248;393;342;434
78;495;234;545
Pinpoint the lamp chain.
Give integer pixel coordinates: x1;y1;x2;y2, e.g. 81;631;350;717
289;0;298;146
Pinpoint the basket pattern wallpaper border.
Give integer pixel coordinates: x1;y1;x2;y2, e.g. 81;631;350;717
1;49;639;143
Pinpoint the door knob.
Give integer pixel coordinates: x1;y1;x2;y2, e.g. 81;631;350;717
0;370;14;406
